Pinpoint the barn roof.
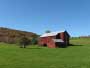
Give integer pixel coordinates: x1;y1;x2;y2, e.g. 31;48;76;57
40;30;66;37
53;39;64;42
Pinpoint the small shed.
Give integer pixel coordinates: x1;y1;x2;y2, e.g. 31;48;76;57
38;30;70;48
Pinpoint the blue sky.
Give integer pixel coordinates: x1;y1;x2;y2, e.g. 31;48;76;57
0;0;90;37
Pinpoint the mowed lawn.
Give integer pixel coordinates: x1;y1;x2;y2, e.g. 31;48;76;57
0;38;90;68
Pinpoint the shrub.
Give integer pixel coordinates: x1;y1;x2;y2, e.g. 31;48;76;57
19;36;31;48
31;38;38;45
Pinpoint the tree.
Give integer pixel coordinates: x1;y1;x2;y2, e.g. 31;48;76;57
45;30;51;33
19;36;31;48
31;38;38;45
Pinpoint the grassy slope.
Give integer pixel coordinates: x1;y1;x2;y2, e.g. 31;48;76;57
0;38;90;68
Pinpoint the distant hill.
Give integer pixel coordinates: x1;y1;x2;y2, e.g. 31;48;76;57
0;27;38;43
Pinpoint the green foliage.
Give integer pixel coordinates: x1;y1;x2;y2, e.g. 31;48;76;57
19;36;31;48
31;38;38;45
45;30;51;33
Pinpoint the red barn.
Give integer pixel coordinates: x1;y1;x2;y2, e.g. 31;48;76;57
38;30;70;48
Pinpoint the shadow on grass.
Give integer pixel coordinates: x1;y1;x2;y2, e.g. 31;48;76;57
69;44;83;46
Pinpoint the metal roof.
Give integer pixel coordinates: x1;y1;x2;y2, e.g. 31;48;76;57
53;39;64;42
40;30;65;37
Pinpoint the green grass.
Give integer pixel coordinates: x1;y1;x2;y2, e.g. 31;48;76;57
0;38;90;68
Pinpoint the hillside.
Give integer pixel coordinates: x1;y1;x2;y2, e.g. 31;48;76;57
0;27;38;43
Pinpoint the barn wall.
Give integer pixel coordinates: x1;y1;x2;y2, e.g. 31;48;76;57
64;32;70;45
60;32;65;41
38;37;47;46
47;36;56;48
59;32;70;45
38;36;56;48
60;32;70;45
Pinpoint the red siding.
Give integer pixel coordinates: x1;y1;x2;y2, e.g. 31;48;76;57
60;32;65;41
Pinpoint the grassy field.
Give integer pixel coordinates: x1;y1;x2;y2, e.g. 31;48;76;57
0;38;90;68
